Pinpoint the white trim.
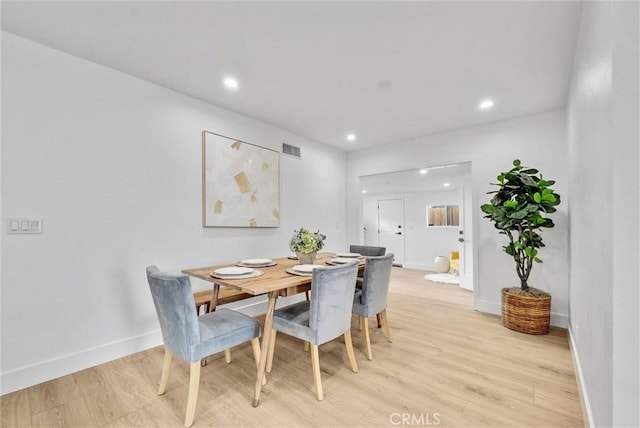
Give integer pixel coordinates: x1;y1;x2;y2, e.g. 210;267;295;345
476;299;568;328
568;325;594;428
476;299;501;316
458;277;474;291
0;297;292;395
403;262;430;271
550;313;568;328
0;330;162;395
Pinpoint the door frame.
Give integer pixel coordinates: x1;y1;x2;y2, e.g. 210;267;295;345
377;197;406;266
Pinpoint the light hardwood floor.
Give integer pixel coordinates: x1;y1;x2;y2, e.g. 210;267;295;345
1;268;584;427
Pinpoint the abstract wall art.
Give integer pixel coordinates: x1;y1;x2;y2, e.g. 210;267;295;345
202;131;280;227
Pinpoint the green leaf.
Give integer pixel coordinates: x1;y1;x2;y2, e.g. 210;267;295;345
513;159;521;167
509;210;529;220
480;204;495;214
503;200;518;209
533;192;542;203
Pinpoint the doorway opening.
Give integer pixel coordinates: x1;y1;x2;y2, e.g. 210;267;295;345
359;162;474;290
377;198;405;266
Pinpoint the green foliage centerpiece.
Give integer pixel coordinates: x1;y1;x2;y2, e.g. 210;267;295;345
289;228;326;264
480;159;561;334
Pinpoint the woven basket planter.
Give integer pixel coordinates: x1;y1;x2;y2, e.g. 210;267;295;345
501;288;551;335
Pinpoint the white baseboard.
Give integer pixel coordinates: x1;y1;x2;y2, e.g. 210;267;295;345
0;329;163;395
476;299;501;316
402;263;431;271
568;325;594;427
0;297;284;396
476;299;568;328
458;282;474;291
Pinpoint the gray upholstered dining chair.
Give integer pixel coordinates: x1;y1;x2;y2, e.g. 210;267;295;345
146;266;262;427
352;253;394;360
350;244;389;328
349;244;386;257
265;261;359;401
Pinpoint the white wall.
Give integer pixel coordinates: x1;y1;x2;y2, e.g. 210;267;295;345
567;2;639;427
362;190;461;270
405;189;459;270
0;33;348;394
347;110;570;327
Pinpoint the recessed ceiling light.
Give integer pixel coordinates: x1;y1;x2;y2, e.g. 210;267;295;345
419;169;428;175
443;182;451;187
362;190;367;194
224;77;239;89
347;134;356;141
479;99;494;110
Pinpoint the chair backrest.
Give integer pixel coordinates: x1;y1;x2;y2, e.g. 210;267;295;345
146;266;200;362
308;261;359;345
349;244;386;257
359;254;394;316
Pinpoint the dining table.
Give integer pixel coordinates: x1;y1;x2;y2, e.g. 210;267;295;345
182;252;365;407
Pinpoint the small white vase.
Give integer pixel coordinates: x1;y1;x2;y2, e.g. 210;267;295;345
296;252;317;265
433;256;450;273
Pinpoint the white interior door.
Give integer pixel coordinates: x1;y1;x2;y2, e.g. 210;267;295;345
458;186;474;290
378;198;405;265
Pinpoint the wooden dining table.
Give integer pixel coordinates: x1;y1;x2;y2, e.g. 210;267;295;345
182;252;364;407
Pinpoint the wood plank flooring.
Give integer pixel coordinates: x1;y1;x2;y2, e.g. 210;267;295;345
1;268;584;427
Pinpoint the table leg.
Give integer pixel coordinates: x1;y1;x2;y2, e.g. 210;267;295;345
252;290;278;407
209;283;221;313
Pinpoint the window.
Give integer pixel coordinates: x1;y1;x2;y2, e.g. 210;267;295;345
427;205;459;227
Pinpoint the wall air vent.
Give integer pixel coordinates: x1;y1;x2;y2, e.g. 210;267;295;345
282;143;301;159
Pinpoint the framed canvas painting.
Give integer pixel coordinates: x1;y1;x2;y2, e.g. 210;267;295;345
202;131;280;227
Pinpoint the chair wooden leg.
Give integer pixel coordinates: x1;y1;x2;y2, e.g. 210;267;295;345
379;309;393;342
310;344;323;401
376;313;382;328
266;330;277;373
184;361;201;427
344;329;359;373
361;316;373;360
304;341;310;352
224;348;232;364
358;316;363;331
251;338;266;385
158;347;172;395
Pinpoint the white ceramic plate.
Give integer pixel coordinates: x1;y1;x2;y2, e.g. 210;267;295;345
330;257;355;264
336;252;360;258
292;264;322;273
240;258;273;265
214;266;254;276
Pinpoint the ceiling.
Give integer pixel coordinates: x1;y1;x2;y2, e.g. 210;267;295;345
360;162;472;195
1;1;582;152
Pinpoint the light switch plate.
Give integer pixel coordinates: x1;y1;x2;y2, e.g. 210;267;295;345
7;217;42;234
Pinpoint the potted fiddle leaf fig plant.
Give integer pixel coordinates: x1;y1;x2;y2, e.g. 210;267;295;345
289;228;326;265
480;159;561;334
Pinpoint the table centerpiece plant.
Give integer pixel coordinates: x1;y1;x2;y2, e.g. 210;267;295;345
480;159;561;334
289;228;326;264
